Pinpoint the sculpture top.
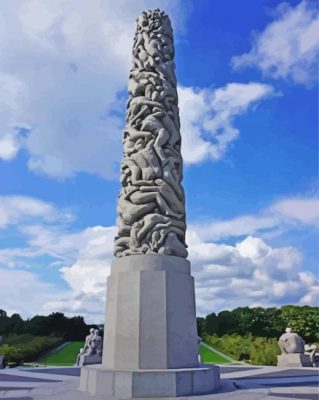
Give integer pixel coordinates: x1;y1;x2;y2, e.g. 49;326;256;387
278;327;305;354
114;9;188;259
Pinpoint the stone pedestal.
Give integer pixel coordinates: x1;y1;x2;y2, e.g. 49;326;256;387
77;354;102;367
277;353;312;367
79;254;220;397
80;365;220;398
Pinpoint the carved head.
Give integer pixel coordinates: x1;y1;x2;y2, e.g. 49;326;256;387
285;327;292;334
89;328;94;334
136;9;170;34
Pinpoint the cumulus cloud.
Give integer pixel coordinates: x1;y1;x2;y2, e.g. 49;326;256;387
0;194;317;321
43;226;115;322
232;1;319;86
0;0;191;179
0;1;277;178
178;82;275;164
190;235;318;315
0;197;115;321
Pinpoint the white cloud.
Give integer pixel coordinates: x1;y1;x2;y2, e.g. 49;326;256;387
0;195;70;228
0;133;20;160
270;198;319;225
0;268;57;317
43;226;115;322
43;228;318;321
190;235;318;315
190;196;319;242
0;0;191;179
178;82;275;164
0;1;277;177
232;1;319;86
0;194;317;322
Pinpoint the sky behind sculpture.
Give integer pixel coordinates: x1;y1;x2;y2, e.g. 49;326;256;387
0;0;318;322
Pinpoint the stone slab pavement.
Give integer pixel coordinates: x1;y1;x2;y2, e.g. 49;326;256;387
0;364;317;399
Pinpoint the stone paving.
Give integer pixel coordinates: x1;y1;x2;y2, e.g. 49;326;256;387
0;364;317;399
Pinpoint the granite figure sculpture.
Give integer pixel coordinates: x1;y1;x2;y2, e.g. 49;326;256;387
114;8;187;260
277;327;312;367
79;9;220;398
76;328;102;367
278;327;305;354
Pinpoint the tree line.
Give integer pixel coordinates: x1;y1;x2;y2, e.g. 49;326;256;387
197;305;319;342
1;305;318;343
0;310;92;341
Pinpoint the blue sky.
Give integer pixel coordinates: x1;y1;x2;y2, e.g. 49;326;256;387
0;0;318;322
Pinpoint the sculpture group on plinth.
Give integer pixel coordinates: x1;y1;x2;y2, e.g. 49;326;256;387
79;9;220;398
277;327;318;367
76;328;103;367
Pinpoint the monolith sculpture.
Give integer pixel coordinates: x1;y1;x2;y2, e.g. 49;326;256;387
79;9;220;398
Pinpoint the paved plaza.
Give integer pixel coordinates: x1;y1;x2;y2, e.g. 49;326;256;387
0;364;317;400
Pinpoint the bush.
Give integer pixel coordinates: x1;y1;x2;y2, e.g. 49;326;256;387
0;344;18;360
1;334;63;364
204;333;280;366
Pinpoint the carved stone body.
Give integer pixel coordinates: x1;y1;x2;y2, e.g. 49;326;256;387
278;328;305;354
277;328;312;368
114;9;187;259
76;329;102;367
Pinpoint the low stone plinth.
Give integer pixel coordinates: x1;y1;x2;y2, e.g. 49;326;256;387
277;353;312;367
77;354;102;367
79;364;220;398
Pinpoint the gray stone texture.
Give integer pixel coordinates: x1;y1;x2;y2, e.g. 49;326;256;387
77;353;102;367
79;365;220;398
278;328;305;354
80;253;221;396
79;8;220;398
114;8;188;259
277;353;313;368
102;254;199;370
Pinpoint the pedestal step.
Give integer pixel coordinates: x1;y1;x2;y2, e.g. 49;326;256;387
79;365;220;398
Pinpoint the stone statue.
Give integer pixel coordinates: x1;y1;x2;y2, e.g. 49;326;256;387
304;344;319;367
278;327;305;354
114;8;187;259
83;328;95;354
76;328;102;366
88;329;103;356
277;327;313;368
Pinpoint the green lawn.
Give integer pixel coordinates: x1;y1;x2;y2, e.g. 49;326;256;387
39;341;84;366
199;344;230;364
39;341;229;366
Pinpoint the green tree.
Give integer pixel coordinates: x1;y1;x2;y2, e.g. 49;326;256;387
217;311;239;336
281;305;319;342
197;317;206;337
205;313;219;335
8;314;24;334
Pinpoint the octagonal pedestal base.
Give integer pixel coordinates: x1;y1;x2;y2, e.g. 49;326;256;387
79;364;220;398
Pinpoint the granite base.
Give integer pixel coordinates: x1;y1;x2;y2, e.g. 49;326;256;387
79;364;220;398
